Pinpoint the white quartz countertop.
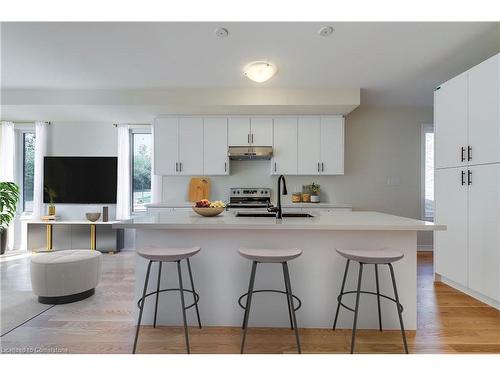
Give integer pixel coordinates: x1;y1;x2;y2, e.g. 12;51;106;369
27;220;120;225
113;210;445;231
145;202;352;209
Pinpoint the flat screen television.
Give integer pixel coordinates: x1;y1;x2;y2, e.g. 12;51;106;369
44;157;117;204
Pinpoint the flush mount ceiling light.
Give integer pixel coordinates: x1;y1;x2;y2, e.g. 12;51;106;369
318;26;334;37
243;61;277;83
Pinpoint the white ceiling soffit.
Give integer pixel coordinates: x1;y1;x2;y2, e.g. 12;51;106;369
1;22;499;121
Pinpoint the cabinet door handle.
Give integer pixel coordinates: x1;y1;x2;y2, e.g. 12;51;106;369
179;162;182;172
248;134;250;144
274;162;277;172
251;134;254;144
468;170;472;185
317;162;320;172
175;162;178;172
461;147;466;162
467;146;472;161
461;170;466;185
321;162;324;172
224;162;227;172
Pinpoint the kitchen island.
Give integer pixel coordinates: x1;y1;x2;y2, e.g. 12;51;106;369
114;210;445;330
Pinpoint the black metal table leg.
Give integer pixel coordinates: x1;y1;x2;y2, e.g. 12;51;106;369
241;261;257;353
350;262;364;354
333;259;350;330
153;261;162;328
133;260;152;354
283;265;294;330
388;263;409;354
186;258;202;329
283;262;301;354
177;260;190;354
375;264;382;331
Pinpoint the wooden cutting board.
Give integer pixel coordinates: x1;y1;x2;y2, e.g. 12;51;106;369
188;177;211;202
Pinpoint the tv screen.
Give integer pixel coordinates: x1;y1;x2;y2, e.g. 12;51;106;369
44;157;117;204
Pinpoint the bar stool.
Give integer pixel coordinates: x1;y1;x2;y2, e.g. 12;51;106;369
238;247;302;354
332;248;408;354
133;246;202;354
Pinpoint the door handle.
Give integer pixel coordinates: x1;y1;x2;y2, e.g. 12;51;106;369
467;170;472;185
461;147;466;162
317;162;320;172
321;162;324;172
467;146;472;161
224;162;227;172
274;162;277;172
461;170;466;185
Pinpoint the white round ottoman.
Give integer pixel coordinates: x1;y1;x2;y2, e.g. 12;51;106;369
31;250;102;304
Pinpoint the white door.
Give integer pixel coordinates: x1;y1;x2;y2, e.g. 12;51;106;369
434;167;468;286
178;117;204;175
250;118;273;146
228;117;251;146
297;117;321;175
203;118;229;175
153;117;178;175
320;116;345;175
467;163;500;301
468;54;500;166
272;117;298;175
434;73;468;169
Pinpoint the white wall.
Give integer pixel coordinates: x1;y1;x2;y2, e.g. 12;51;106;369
160;107;434;248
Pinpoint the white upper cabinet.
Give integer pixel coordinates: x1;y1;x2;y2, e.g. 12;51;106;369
468;54;500;166
178;118;204;175
272;117;298;175
203;118;229;175
228;117;251;146
434;73;468;169
297;116;345;175
298;117;321;174
250;118;273;146
154;117;179;176
320;117;345;175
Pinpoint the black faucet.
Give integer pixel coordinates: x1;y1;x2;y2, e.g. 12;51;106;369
268;175;287;219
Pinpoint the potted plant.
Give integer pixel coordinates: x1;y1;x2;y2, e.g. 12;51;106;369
0;182;20;255
310;183;321;203
44;185;57;216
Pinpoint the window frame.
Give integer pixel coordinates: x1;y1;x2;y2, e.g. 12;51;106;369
15;125;36;215
421;123;434;221
130;126;152;214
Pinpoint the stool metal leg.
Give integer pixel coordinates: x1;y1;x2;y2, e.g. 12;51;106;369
374;264;382;331
350;262;364;354
241;261;257;354
186;258;202;329
133;260;153;354
177;260;190;354
283;267;294;330
153;261;162;328
388;263;409;354
333;259;350;330
283;262;301;354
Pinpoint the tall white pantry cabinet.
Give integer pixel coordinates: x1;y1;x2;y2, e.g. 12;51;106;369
434;53;500;308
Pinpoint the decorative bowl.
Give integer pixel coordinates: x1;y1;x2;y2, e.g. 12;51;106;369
85;212;101;222
192;206;224;217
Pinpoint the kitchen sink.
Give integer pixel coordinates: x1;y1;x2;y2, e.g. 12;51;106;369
235;212;314;218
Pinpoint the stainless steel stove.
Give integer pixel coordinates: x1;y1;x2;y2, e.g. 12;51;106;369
226;188;272;209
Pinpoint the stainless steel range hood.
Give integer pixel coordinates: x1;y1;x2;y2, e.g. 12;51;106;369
228;146;273;160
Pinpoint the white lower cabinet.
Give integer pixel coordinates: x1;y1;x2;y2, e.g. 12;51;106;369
435;163;500;306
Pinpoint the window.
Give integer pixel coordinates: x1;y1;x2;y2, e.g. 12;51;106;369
22;132;36;212
421;124;434;221
131;130;152;212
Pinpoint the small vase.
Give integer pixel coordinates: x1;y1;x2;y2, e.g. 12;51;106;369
311;194;320;203
48;205;56;216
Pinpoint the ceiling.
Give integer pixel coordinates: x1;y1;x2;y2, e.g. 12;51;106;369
1;22;499;109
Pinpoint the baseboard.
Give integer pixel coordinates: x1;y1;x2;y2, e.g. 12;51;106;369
438;274;500;310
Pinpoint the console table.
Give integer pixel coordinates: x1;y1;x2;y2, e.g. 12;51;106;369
27;221;124;253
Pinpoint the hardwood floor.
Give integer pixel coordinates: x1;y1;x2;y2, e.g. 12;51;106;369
1;251;499;354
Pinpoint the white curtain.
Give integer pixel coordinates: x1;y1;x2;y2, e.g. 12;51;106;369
150;125;162;203
32;121;48;219
1;122;17;250
116;124;131;220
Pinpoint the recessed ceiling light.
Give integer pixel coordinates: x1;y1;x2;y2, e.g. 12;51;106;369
243;61;277;83
318;26;334;37
215;27;229;38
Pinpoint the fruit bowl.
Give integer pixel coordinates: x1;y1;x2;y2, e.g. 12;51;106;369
85;212;101;222
192;206;225;217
